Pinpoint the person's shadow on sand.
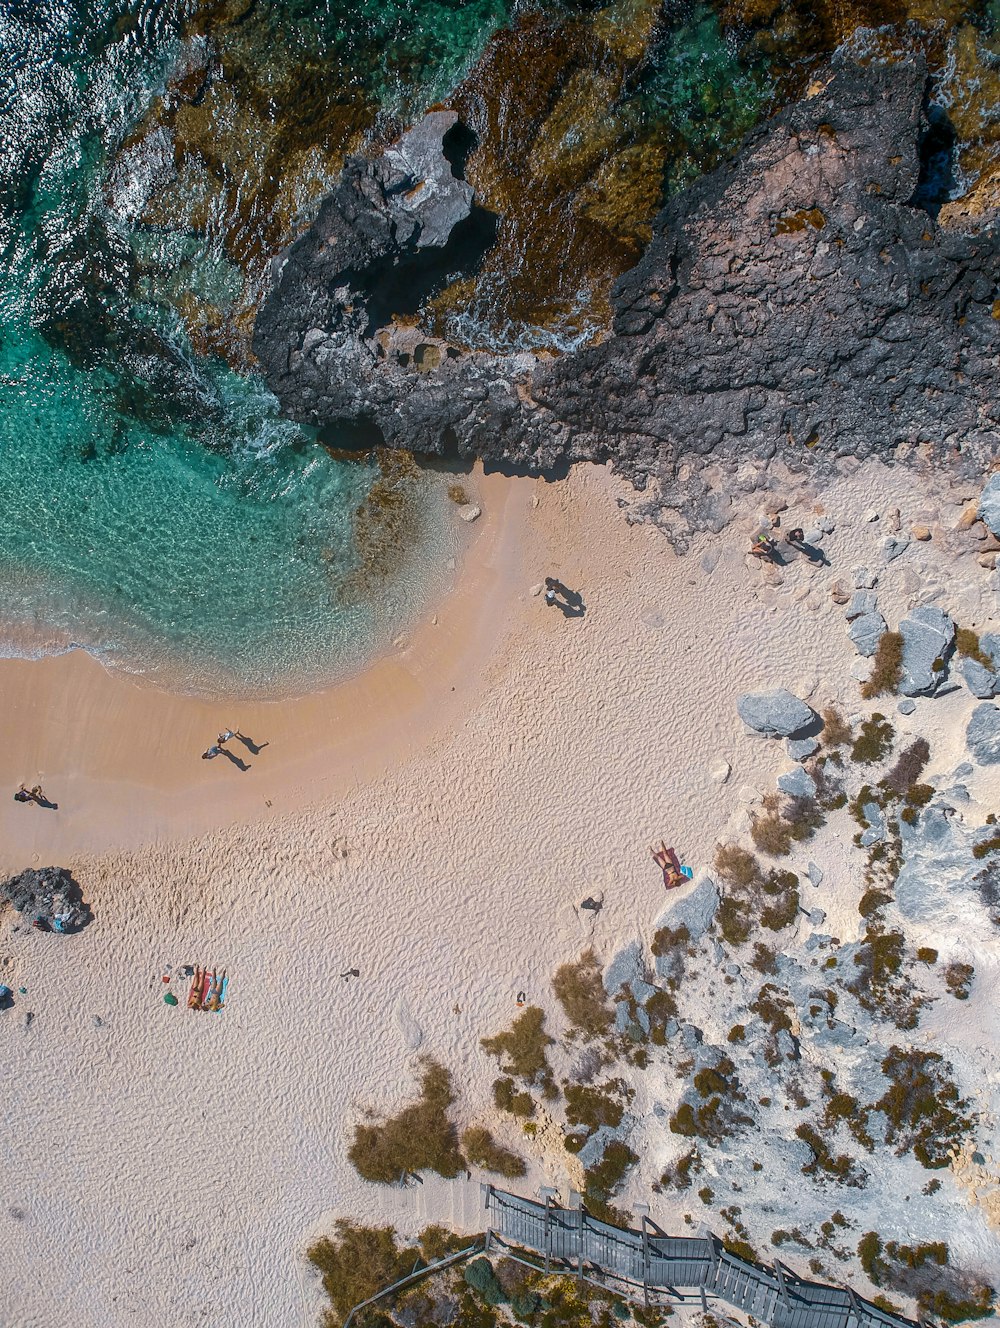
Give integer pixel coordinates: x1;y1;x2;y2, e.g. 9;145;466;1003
221;748;250;771
556;588;586;618
235;731;269;755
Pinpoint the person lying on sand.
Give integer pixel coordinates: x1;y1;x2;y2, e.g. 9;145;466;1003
14;785;32;803
651;842;685;889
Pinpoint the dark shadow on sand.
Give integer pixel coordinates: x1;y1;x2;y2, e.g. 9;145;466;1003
235;732;269;755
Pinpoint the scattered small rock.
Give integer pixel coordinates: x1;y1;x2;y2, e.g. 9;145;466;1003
853;566;878;589
710;759;732;784
777;766;816;798
459;504;482;523
845;590;877;621
829;580;851;605
911;525;931;541
807;862;824;887
897;698;916;715
961;657;998;699
863;508;879;522
786;736;819;761
882;534;910;562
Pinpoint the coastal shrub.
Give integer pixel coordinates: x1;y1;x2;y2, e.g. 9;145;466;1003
876;1045;975;1168
308;1221;418;1325
795;1122;865;1186
822;706;853;747
564;1079;632;1134
660;1148;701;1190
645;988;678;1044
751;808;794;857
849;930;924;1029
717;894;753;947
447;482;470;505
493;1076;534;1118
481;1006;555;1091
858;1233;994;1322
751;943;779;974
651;923;691;956
728;1024;746;1042
348;1058;465;1183
461;1127;526;1178
760;872;800;931
714;844;762;889
861;633;903;699
884;737;930;797
724;1237;758;1264
973;833;1000;860
583;1140;638;1223
858;888;892;919
944;961;975;1000
552;949;614;1039
464;1257;506;1306
851;714;895;764
956;627;993;669
918;1285;995;1322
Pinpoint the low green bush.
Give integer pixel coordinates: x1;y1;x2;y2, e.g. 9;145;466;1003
348;1059;464;1184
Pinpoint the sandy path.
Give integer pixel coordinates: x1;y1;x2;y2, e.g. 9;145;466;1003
1;457;996;1326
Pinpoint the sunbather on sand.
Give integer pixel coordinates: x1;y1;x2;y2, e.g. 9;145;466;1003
651;841;685;889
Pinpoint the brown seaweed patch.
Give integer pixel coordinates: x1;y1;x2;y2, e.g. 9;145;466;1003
328;449;425;608
429;9;665;346
773;207;826;235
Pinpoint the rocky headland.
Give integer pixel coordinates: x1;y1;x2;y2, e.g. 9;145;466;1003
254;53;999;541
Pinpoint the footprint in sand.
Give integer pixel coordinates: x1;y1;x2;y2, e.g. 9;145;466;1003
396;999;423;1051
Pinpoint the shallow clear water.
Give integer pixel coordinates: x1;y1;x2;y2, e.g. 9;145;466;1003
0;1;473;698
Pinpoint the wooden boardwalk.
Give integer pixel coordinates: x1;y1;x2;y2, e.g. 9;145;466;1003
482;1186;920;1328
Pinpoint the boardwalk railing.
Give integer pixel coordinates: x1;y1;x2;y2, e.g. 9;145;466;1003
482;1186;922;1328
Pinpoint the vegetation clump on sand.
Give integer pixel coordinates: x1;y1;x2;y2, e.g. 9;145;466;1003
461;1127;526;1178
348;1058;465;1183
851;713;895;764
861;633;903;699
306;1220;467;1328
481;1005;557;1097
857;1233;994;1323
552;948;615;1039
875;1046;976;1169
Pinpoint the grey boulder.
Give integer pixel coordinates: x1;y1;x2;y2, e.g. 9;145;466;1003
961;657;998;699
737;689;819;738
777;765;816;798
979;474;1000;538
849;611;887;658
786;736;819;761
845;590;878;621
967;702;1000;765
898;605;955;695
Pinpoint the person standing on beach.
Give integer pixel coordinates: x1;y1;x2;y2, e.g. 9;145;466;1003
202;745;222;760
218;729;235;745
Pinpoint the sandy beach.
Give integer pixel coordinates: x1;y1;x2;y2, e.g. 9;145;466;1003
2;455;999;1327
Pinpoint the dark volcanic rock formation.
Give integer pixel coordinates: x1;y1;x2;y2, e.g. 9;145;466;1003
0;867;91;933
254;55;999;499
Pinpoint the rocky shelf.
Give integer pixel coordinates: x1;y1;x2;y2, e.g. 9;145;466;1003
253;53;999;524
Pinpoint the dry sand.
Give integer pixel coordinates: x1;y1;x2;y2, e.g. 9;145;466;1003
1;455;998;1327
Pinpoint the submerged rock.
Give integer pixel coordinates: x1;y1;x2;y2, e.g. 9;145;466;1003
0;868;91;933
967;702;1000;765
737;689;819;738
898;605;955;695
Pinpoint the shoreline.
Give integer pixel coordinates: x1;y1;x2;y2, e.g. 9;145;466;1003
0;464;535;874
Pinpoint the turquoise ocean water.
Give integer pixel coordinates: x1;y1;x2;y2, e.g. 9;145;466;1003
0;0;500;698
0;0;782;697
